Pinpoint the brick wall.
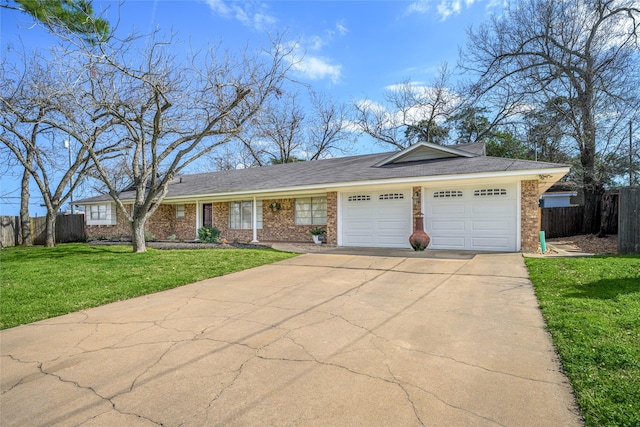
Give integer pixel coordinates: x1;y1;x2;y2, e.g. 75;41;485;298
213;198;329;243
146;204;196;240
325;192;337;244
412;186;422;218
520;180;540;252
87;195;333;243
85;204;131;240
86;203;196;241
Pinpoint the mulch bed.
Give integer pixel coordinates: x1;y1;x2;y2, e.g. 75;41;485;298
88;240;271;250
547;234;619;255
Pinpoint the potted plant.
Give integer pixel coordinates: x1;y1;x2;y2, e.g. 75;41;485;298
309;227;325;244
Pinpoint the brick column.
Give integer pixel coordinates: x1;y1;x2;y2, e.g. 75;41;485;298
326;192;338;244
412;186;422;218
521;180;540;252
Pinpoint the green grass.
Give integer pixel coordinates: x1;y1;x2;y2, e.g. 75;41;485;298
525;256;640;427
0;243;297;330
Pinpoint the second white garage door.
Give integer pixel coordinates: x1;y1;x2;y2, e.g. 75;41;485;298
342;190;412;248
424;183;518;251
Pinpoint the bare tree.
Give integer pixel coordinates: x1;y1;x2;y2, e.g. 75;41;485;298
461;0;640;233
237;91;306;165
224;89;353;167
50;32;294;252
306;90;354;160
1;47;117;247
352;63;458;149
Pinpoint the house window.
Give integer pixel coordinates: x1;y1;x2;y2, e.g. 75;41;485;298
295;197;327;225
176;204;185;218
379;193;404;200
474;188;507;196
85;204;117;225
433;190;463;198
348;195;371;202
229;201;262;229
90;205;107;220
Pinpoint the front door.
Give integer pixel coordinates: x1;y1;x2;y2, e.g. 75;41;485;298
202;203;213;227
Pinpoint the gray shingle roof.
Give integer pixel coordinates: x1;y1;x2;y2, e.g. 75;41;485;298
76;148;568;204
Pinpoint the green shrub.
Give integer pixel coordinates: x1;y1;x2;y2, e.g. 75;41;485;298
197;226;220;243
144;231;156;242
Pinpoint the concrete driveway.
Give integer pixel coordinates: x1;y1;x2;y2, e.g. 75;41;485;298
1;252;582;426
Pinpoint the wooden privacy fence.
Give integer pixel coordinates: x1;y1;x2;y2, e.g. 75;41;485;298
619;187;640;254
540;206;584;239
0;214;86;247
0;216;20;248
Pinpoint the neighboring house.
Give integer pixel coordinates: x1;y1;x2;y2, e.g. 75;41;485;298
76;142;569;252
539;183;578;208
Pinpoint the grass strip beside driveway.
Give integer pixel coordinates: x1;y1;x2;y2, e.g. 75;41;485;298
525;256;640;427
1;243;297;330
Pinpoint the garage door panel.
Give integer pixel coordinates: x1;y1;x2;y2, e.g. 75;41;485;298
344;220;374;231
430;236;465;248
344;206;374;218
431;204;466;215
378;220;408;231
472;237;510;250
431;220;466;232
471;202;513;215
342;191;411;248
471;220;511;232
345;235;374;245
426;184;517;251
378;235;409;246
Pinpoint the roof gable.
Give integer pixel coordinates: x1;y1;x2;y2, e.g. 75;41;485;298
374;142;479;167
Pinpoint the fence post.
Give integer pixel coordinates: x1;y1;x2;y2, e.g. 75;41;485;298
619;187;640;254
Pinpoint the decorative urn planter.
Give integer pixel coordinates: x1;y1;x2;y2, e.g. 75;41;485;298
409;213;430;251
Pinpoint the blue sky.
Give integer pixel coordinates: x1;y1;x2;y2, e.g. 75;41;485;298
1;0;504;216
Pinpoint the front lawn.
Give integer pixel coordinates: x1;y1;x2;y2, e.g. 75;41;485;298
0;243;297;330
525;256;640;427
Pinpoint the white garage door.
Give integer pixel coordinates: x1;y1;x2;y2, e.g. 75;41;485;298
425;184;517;251
342;190;412;248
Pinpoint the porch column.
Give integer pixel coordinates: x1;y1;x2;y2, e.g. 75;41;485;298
195;200;200;239
251;196;259;243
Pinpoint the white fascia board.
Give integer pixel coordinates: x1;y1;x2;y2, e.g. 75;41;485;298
541;192;578;198
161;166;570;203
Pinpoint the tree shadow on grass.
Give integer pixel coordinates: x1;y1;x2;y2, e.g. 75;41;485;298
0;243;133;261
567;277;640;300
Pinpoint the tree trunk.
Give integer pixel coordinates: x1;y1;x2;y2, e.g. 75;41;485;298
20;167;32;246
45;210;56;247
131;216;147;253
583;187;602;234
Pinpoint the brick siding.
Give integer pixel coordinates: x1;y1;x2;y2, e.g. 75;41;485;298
520;180;540;252
212;196;333;243
86;203;197;241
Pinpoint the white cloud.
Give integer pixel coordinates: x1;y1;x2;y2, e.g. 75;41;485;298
406;0;495;20
204;0;276;30
282;19;348;83
335;21;349;36
293;55;342;84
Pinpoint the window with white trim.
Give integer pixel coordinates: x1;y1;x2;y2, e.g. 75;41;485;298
85;204;117;225
347;195;371;202
474;188;507;196
295;197;327;225
229;201;262;229
379;193;404;200
433;190;463;198
176;204;185;218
